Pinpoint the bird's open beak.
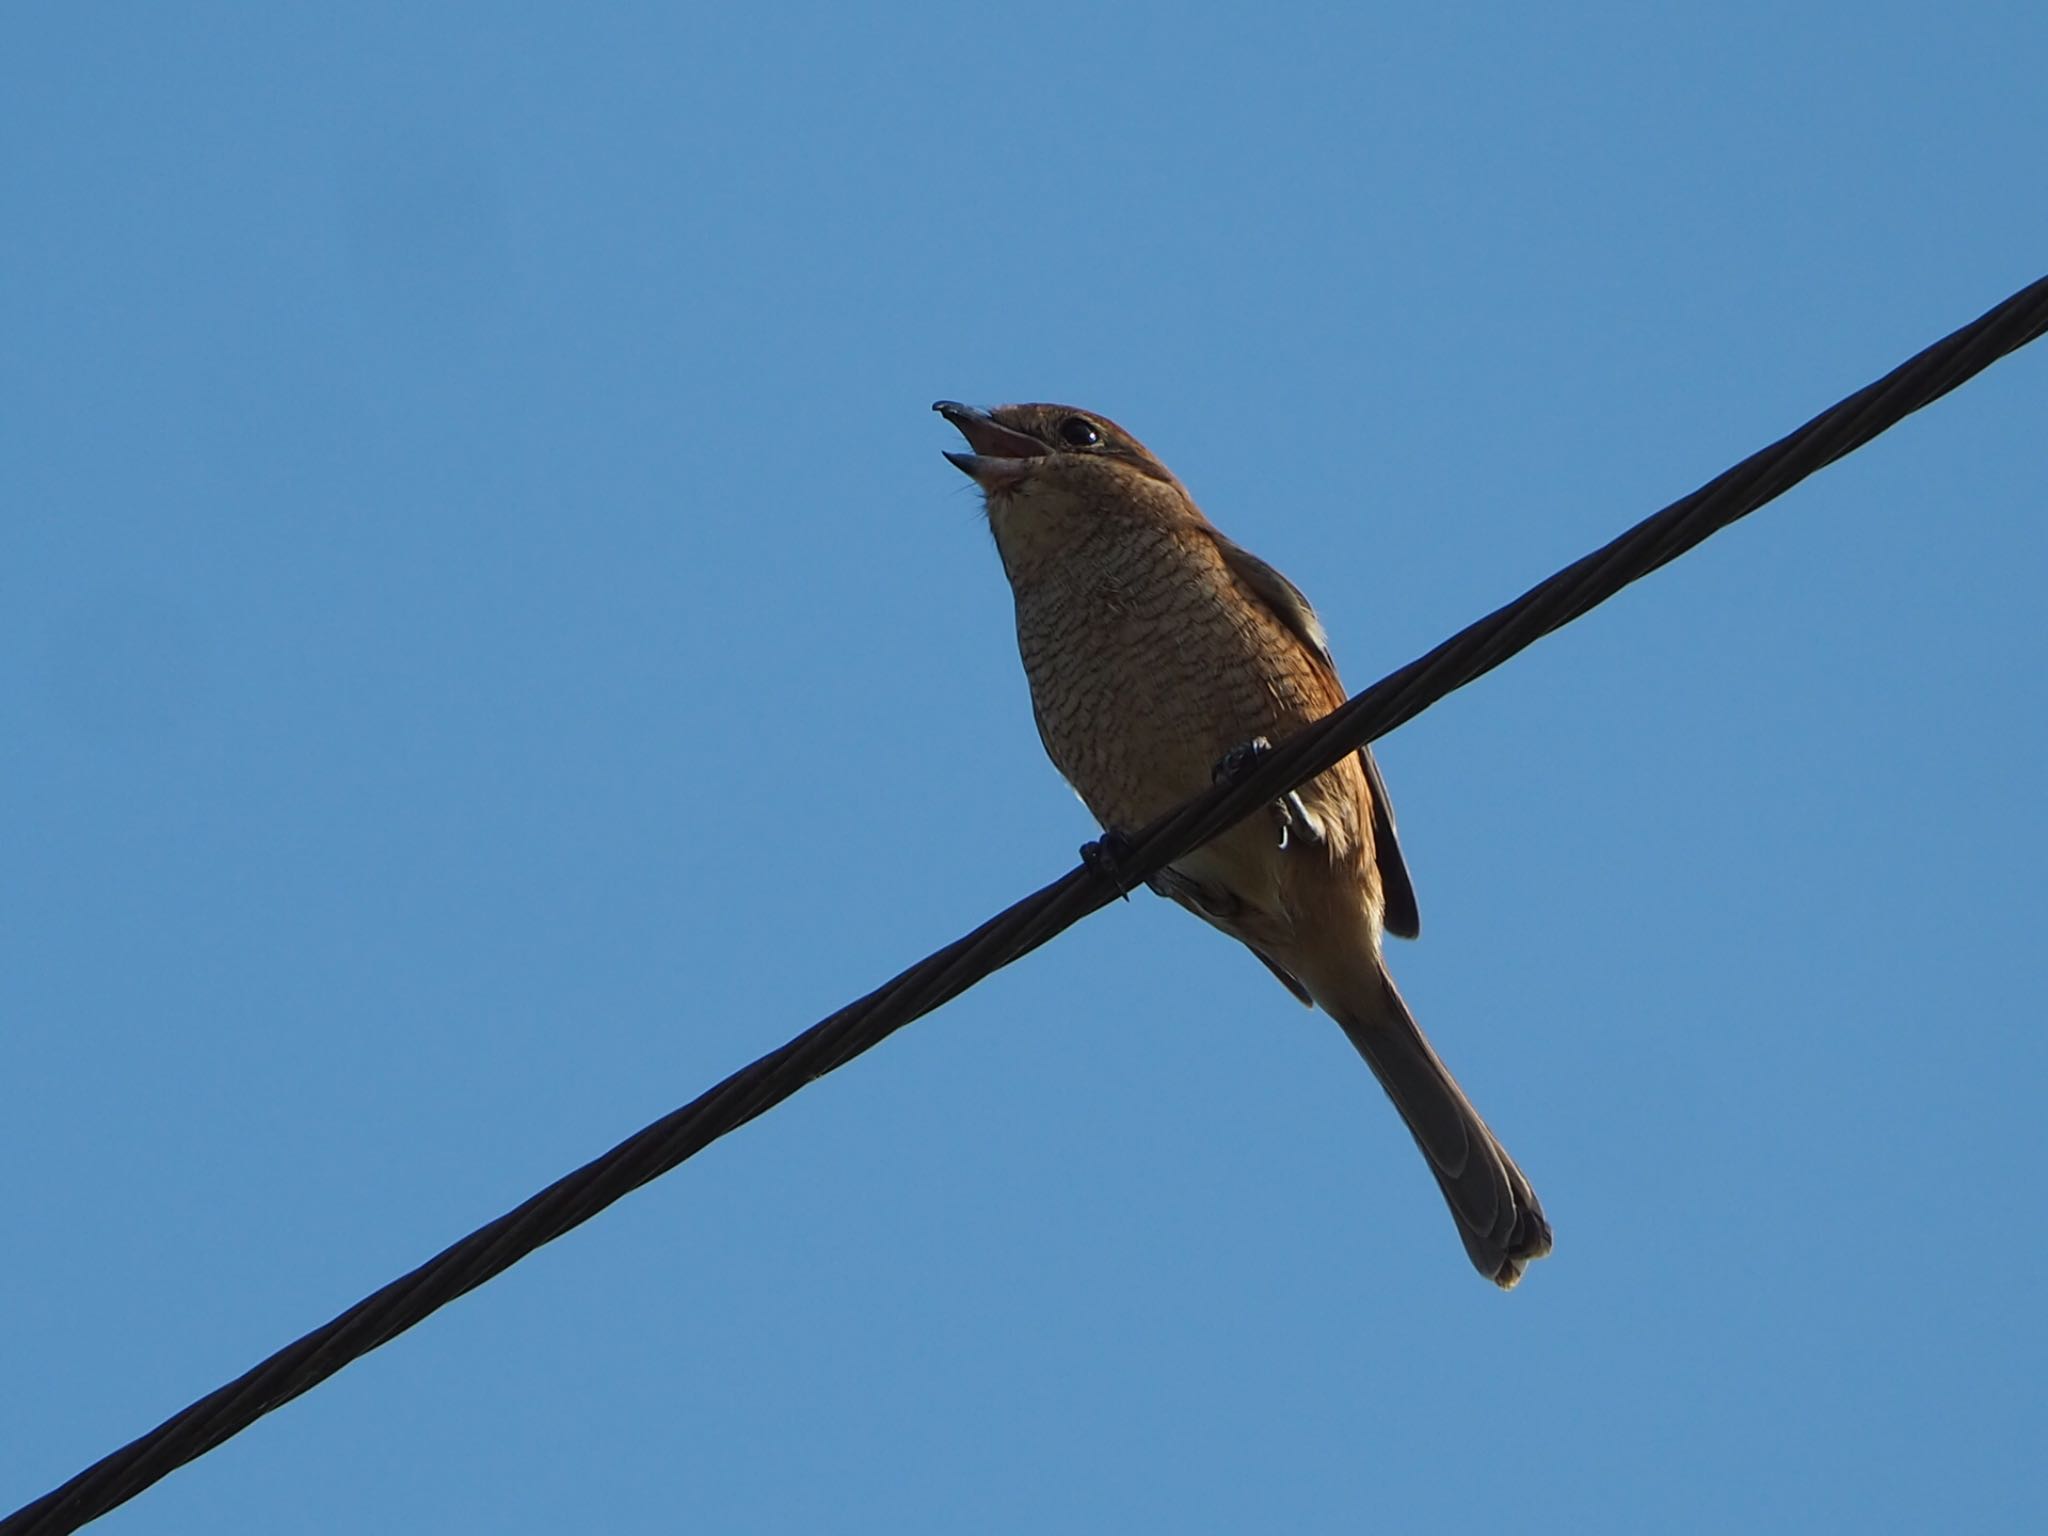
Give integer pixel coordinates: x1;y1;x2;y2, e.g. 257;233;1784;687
934;401;1044;489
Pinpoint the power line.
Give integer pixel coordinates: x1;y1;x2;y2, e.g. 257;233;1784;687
7;272;2045;1536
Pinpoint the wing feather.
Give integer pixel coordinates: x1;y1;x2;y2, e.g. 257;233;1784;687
1213;534;1422;939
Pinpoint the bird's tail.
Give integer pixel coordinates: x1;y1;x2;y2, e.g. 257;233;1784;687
1322;963;1552;1288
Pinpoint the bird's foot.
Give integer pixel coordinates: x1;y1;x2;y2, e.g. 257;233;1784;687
1080;829;1139;900
1210;736;1322;851
1210;736;1275;787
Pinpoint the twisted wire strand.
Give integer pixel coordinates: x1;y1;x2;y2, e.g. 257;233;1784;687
8;272;2044;1536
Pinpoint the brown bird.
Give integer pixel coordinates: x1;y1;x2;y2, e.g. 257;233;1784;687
936;400;1551;1288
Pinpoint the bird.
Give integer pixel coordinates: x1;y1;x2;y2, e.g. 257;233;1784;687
935;400;1551;1288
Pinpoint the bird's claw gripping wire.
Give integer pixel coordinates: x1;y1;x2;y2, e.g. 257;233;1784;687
1080;830;1140;900
1211;736;1321;851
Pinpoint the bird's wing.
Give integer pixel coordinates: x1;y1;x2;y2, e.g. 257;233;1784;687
1212;534;1337;671
1356;743;1420;939
1213;534;1421;940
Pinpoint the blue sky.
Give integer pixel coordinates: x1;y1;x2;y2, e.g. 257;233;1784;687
4;5;2044;1532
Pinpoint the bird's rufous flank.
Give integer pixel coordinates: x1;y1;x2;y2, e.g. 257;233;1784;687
936;399;1551;1288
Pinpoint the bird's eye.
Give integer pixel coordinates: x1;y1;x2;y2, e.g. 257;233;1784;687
1058;416;1103;448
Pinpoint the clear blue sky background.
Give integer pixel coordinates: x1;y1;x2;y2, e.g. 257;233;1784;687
5;5;2044;1532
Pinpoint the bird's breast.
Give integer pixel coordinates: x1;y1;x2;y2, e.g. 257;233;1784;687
1008;524;1333;835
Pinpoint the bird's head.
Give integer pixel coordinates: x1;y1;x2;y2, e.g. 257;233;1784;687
934;401;1197;574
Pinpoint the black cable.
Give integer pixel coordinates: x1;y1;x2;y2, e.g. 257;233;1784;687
8;272;2044;1536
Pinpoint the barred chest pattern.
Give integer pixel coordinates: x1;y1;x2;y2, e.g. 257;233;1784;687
1005;517;1362;861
